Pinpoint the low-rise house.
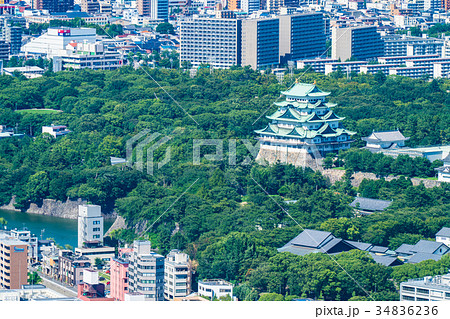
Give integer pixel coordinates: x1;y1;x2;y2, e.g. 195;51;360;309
280;229;403;266
436;154;450;182
58;250;91;286
395;240;450;263
362;130;409;150
75;245;115;266
350;197;393;215
0;125;24;139
198;279;233;300
77;269;114;301
0;284;76;301
42;124;71;138
277;229;358;256
41;248;59;279
436;227;450;247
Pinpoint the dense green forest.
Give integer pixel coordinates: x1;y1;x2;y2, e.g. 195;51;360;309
1;67;450;300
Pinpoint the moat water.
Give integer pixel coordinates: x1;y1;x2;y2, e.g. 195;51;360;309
0;209;113;248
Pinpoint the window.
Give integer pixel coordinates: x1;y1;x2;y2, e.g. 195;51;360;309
93;227;100;232
402;286;415;292
93;220;101;225
93;235;100;239
417;288;429;295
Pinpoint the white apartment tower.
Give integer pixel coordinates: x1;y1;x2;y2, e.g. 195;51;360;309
128;241;165;301
77;204;104;248
164;249;191;300
180;17;242;69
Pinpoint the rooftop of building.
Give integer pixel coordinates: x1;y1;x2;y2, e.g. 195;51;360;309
436;227;450;238
199;279;233;286
281;82;331;98
350;197;393;212
362;130;409;143
402;274;450;291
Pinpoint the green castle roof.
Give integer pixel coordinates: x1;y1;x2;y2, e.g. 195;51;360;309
274;100;336;109
281;83;331;98
255;123;356;139
266;109;344;123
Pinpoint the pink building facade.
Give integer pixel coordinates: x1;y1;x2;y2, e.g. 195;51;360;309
110;257;129;301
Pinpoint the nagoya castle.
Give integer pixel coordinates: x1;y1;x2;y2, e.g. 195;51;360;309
255;81;356;169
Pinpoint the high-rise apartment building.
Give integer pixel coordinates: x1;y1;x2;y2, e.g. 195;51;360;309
424;0;440;10
0;40;9;60
267;0;298;12
81;0;100;13
78;204;103;248
241;17;279;70
180;17;242;68
228;0;240;10
2;21;21;55
151;0;169;20
164;249;191;300
279;13;326;64
137;0;151;16
10;229;38;262
332;26;384;61
128;241;165;301
33;0;74;12
0;236;28;289
241;0;259;13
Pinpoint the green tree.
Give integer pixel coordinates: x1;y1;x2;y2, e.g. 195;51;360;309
28;271;42;285
156;23;175;35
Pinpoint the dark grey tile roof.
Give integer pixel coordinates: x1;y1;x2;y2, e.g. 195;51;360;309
408;253;443;264
411;240;448;254
364;130;409;142
283;229;334;249
369;253;403;267
345;240;373;251
370;245;389;253
350;197;392;212
395;244;415;255
436;227;450;238
320;238;354;253
277;246;318;256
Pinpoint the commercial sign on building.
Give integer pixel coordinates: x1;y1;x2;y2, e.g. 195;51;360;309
58;29;71;36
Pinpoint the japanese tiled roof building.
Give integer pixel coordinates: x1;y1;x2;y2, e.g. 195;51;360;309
255;82;356;161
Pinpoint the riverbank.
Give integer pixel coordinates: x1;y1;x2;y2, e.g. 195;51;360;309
0;196;116;220
0;209;114;248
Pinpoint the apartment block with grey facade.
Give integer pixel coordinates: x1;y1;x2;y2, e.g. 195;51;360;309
180;17;241;69
241;17;279;70
78;204;103;248
279;13;326;64
164;249;191;300
400;274;450;301
128;241;165;301
332;26;384;61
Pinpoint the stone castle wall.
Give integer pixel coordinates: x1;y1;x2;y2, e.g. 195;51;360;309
0;197;115;220
258;147;442;189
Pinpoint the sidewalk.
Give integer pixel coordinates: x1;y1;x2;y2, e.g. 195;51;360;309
38;272;78;298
